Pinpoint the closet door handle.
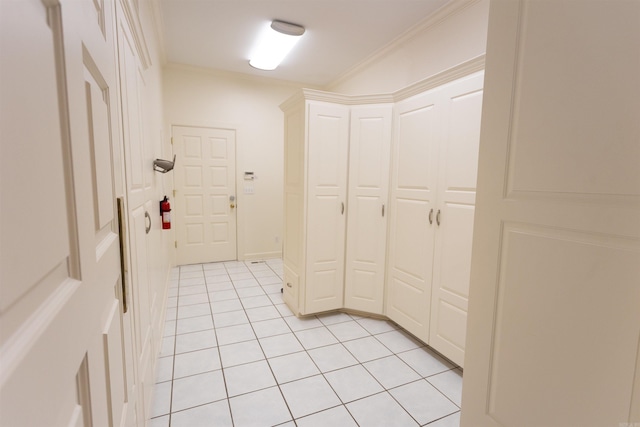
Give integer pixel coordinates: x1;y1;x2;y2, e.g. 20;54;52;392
436;209;441;226
144;211;152;234
428;208;434;225
341;202;345;215
382;204;385;217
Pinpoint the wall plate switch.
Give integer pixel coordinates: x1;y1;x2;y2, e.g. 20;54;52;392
244;185;254;194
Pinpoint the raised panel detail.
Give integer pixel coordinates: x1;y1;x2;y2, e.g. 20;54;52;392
445;90;482;191
506;1;640;198
396;104;435;190
185;195;203;216
391;199;431;282
210;137;227;159
211;223;229;243
210;167;227;188
489;224;640;426
184;166;202;187
183;136;201;158
211;195;227;216
186;224;204;244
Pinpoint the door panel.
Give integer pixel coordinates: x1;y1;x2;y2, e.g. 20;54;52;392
174;126;237;264
305;103;349;313
345;105;392;314
386;95;439;342
1;0;125;425
462;1;640;425
429;74;483;367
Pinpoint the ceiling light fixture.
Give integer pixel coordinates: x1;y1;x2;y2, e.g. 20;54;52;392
249;20;305;71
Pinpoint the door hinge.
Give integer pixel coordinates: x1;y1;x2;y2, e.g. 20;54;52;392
173;189;176;198
174;241;177;248
171;137;174;145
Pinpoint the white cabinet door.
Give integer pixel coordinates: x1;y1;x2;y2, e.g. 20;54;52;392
462;1;640;426
344;105;393;314
386;92;440;342
429;73;484;368
305;102;350;313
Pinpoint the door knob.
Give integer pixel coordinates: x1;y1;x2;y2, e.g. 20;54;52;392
230;203;236;209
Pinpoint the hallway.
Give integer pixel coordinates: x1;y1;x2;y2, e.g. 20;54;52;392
150;260;462;426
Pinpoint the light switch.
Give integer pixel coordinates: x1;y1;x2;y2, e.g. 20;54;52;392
244;184;254;194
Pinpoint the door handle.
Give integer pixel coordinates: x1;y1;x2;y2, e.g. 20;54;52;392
144;211;151;234
436;209;441;226
117;198;128;313
428;208;433;225
230;203;236;209
382;204;385;217
341;202;345;215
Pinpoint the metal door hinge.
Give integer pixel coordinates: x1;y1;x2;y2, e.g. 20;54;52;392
174;241;177;248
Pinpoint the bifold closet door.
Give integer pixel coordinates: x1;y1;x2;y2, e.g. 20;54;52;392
305;102;349;313
344;105;392;314
429;72;484;367
386;92;441;343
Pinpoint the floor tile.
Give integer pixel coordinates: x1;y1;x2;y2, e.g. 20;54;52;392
212;310;249;328
239;295;273;309
150;381;171;418
252;318;291;338
252;269;277;278
258;275;282;286
245;305;281;322
206;281;234;292
426;369;463;406
228;387;292;427
177;303;211;320
427;411;461;427
259;333;304;358
295;326;339;349
375;329;422;353
280;375;341;418
177;293;209;306
176;315;213;335
180;265;203;273
173;347;221;379
163;320;176;337
178;284;207;296
209;289;238;302
317;312;353;325
210;298;243;314
169;400;232;427
224;360;276;397
295;405;358;427
363;355;421;389
342;336;392;363
262;284;283;294
268;351;320;384
205;274;232;284
324;365;384;403
307;344;358;372
219;340;264;367
166;297;178;309
203;262;226;271
397;347;455;378
275;303;294;317
356;317;398;335
326;321;370;341
174;329;217;354
215;323;256;346
235;287;265;298
233;278;259;288
346;392;418;427
159;335;175;358
148;415;169;427
284;315;323;331
389;380;459;425
171;370;227;412
178;277;205;287
230;272;253;281
155;356;173;383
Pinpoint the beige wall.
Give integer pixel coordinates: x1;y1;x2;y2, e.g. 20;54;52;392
163;66;307;260
327;0;489;95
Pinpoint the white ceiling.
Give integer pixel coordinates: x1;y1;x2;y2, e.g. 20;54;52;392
157;0;451;87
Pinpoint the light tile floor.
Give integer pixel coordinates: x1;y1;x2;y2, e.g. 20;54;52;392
150;259;462;427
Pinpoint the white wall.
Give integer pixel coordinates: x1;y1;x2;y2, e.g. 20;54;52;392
328;0;489;95
163;66;307;261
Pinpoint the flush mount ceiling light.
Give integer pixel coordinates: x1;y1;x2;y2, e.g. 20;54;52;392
249;20;305;71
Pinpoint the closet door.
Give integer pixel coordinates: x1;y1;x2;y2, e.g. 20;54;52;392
344;105;392;314
304;102;349;313
386;92;440;342
429;72;484;367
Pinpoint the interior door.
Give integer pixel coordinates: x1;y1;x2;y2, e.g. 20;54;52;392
173;126;237;265
0;0;126;425
429;73;484;367
462;1;640;426
344;104;393;314
386;92;440;343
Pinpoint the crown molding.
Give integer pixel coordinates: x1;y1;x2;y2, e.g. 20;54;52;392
327;0;483;90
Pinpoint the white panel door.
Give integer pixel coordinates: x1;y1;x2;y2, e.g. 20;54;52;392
344;105;393;314
386;92;440;342
462;1;640;426
305;102;349;313
429;73;484;367
1;0;126;425
174;126;237;265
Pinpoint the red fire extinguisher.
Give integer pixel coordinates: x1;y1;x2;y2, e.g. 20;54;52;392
160;196;171;229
